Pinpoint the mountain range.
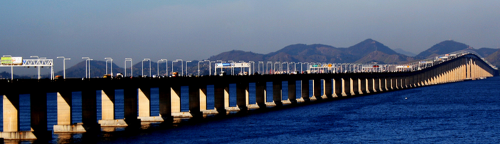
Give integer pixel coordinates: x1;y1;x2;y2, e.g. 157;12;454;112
208;39;498;64
2;39;499;78
208;39;415;64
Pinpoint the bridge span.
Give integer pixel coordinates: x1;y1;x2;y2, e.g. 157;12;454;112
0;53;497;140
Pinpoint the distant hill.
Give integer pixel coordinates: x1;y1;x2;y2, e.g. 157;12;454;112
393;48;416;56
415;40;470;59
475;48;499;57
208;39;413;64
486;49;500;67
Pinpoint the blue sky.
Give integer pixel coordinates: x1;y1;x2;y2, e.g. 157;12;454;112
1;0;500;74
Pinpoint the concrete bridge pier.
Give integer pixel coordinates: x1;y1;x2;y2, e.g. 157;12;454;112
137;87;164;122
288;80;297;104
98;89;139;127
170;86;182;116
385;77;392;91
188;84;203;118
373;78;380;93
367;78;374;93
199;86;208;112
359;78;367;94
351;77;359;96
123;88;141;126
214;83;230;114
432;68;438;85
322;79;333;99
391;77;397;90
0;94;37;140
401;77;406;89
30;92;51;139
409;75;414;88
158;86;173;121
255;81;267;108
236;82;249;111
53;91;85;132
341;77;351;97
358;78;365;95
310;79;321;101
380;78;387;91
411;74;417;88
301;79;310;102
333;78;342;97
273;80;283;106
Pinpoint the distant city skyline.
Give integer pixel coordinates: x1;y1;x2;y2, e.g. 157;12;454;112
1;0;500;74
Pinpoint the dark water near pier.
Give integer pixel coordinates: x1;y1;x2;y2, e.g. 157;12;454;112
6;77;500;143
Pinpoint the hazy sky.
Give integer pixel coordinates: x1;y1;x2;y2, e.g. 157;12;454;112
1;0;500;74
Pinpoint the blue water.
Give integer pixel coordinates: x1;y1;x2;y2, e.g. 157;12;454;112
4;77;500;143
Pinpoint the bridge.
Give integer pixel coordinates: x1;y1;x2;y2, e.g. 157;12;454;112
0;51;497;140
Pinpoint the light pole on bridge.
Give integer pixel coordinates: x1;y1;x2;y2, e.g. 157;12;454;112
198;60;209;76
249;61;254;75
158;59;167;77
172;59;183;76
105;57;113;76
57;56;71;79
125;58;132;77
82;57;91;78
185;61;192;76
258;61;264;74
142;58;151;77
